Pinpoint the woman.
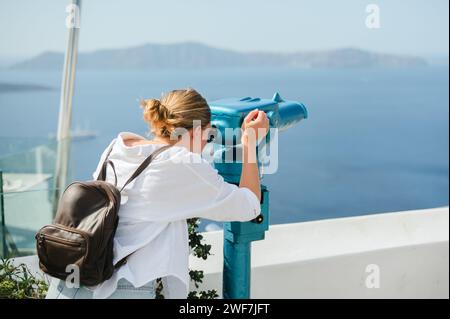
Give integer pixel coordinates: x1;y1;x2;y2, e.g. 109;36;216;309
46;88;269;299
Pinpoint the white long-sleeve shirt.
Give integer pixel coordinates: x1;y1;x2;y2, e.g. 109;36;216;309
89;132;261;298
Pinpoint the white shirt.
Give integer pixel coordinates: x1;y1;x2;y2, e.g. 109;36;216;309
89;132;261;299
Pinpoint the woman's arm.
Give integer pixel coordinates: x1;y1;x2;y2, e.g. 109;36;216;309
239;109;269;202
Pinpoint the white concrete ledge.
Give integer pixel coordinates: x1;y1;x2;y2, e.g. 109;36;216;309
10;207;449;298
189;207;449;298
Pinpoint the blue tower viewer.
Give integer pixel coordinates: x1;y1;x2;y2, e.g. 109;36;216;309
209;92;308;299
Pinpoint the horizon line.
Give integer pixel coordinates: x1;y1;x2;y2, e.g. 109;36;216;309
1;41;449;61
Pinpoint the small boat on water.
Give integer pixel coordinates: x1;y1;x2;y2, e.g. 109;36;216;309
48;125;97;141
70;126;97;140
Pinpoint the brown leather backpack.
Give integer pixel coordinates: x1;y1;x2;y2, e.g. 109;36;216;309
35;142;171;286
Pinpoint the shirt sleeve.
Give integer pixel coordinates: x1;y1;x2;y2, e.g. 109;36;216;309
178;154;262;222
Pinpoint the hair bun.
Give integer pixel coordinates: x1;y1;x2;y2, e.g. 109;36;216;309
141;98;163;120
140;89;210;138
141;98;172;135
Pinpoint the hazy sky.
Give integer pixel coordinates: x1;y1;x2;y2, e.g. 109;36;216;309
0;0;448;59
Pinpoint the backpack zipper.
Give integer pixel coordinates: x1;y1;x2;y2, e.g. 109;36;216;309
38;233;83;247
42;224;90;258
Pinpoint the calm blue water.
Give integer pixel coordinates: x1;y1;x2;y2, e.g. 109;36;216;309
0;67;448;226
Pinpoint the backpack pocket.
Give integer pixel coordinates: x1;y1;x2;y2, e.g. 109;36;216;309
36;224;88;280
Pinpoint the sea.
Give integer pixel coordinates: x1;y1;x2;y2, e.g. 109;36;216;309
0;67;448;228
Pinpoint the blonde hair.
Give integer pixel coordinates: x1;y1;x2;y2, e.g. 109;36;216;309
140;88;211;138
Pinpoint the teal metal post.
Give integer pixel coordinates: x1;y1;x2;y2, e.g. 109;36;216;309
222;186;269;298
223;240;251;298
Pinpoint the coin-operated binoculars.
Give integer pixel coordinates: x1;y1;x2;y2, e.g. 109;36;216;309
209;93;308;299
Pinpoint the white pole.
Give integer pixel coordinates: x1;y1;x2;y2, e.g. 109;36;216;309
53;0;81;213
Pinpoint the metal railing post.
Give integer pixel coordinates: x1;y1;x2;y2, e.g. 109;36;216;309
0;171;6;257
52;0;81;214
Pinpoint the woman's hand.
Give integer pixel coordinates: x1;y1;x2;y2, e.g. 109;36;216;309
239;109;268;202
241;109;269;146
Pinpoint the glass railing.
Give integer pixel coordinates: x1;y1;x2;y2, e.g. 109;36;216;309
0;138;71;258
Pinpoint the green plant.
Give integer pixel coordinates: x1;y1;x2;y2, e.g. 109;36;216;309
0;258;48;299
155;218;218;299
187;218;218;299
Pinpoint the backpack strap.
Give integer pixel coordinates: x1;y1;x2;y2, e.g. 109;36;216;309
97;140;172;190
97;140;118;186
119;144;172;192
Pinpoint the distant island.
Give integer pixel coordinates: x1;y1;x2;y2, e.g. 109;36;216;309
11;42;427;70
0;82;54;94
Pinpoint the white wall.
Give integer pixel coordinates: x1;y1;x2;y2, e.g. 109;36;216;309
190;207;449;298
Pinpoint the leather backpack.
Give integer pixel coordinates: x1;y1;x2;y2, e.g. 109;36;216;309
35;141;171;286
